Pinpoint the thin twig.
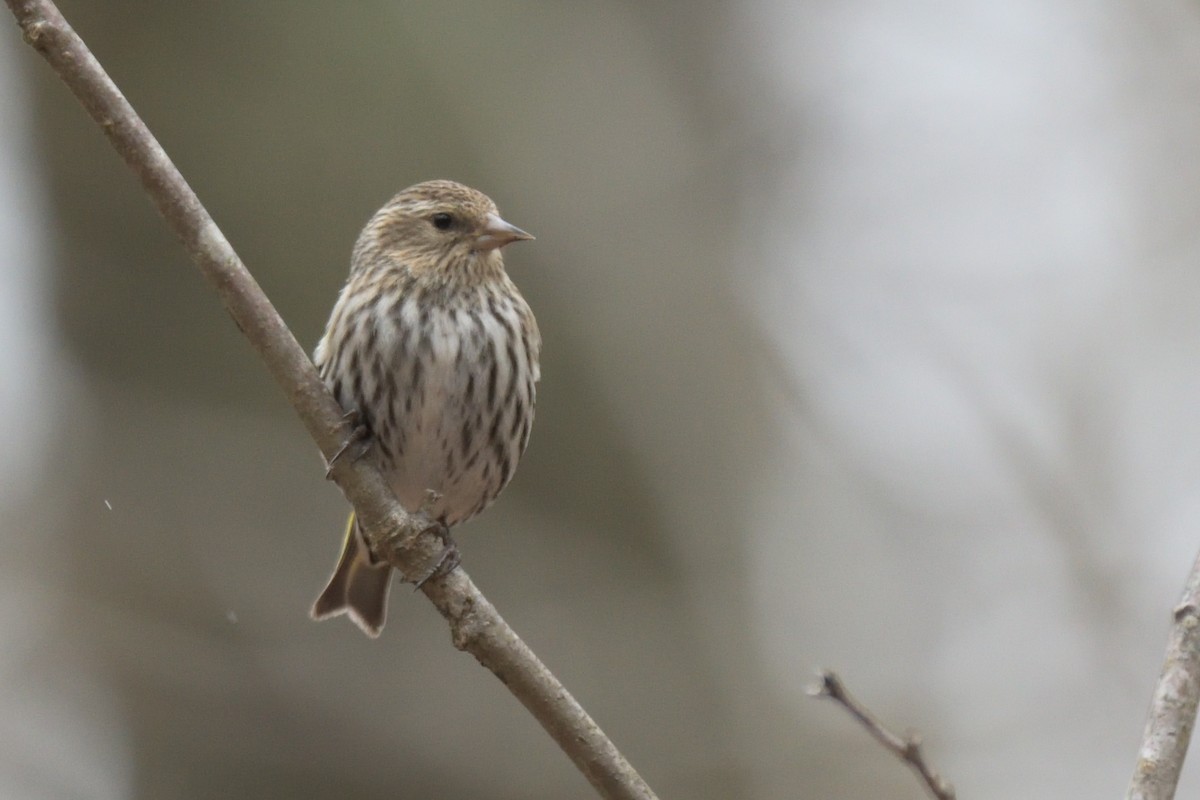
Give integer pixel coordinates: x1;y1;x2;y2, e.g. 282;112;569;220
2;3;657;798
1127;549;1200;800
810;670;955;800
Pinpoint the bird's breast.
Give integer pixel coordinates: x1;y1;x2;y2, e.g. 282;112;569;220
374;289;537;525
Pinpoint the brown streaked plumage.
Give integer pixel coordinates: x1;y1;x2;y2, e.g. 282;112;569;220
310;180;539;637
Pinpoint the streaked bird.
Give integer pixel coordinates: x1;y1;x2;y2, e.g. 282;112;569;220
311;180;539;637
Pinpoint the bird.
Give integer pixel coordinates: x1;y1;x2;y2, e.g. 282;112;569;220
310;180;539;637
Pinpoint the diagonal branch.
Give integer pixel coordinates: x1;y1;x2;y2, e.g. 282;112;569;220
3;2;657;798
1127;548;1200;800
811;670;955;800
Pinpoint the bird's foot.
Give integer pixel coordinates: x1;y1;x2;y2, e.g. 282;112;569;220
412;522;461;590
325;408;372;478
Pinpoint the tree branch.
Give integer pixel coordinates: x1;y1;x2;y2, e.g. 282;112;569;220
1127;548;1200;800
3;2;657;798
810;670;955;800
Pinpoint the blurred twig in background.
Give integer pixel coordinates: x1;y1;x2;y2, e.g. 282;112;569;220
811;548;1200;800
811;670;956;800
2;1;656;798
1128;549;1200;800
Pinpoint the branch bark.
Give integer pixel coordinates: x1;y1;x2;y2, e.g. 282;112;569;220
811;670;955;800
3;2;657;798
1127;549;1200;800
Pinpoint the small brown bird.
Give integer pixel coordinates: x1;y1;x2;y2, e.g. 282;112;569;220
310;180;540;637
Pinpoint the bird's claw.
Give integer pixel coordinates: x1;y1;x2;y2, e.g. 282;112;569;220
412;523;460;590
325;408;372;478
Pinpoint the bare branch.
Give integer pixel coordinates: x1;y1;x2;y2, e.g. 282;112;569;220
2;2;657;798
810;670;956;800
1127;549;1200;800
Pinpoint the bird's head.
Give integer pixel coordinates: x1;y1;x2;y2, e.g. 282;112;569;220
354;180;533;282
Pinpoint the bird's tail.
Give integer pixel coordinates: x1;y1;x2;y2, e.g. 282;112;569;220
310;512;392;637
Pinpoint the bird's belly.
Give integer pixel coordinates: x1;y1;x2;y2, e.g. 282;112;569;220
390;377;492;525
380;316;532;527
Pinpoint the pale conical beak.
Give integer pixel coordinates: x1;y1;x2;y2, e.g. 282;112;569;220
473;213;534;252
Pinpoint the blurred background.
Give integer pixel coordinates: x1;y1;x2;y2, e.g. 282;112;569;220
3;1;1200;797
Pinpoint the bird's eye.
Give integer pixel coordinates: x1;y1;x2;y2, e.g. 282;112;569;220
430;213;454;230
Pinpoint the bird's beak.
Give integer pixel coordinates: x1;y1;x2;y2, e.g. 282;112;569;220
473;213;534;252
